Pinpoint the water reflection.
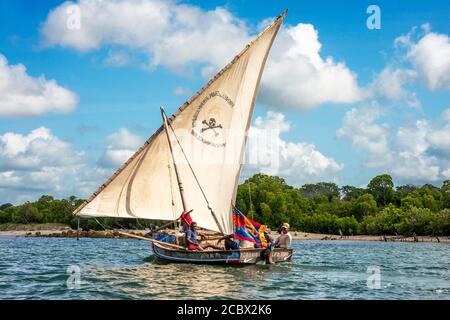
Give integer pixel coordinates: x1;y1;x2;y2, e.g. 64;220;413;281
84;256;291;299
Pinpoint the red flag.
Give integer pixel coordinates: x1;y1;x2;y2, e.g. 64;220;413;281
180;210;192;227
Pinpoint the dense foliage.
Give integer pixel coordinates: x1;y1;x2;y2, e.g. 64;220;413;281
0;196;153;231
235;174;450;236
1;174;449;236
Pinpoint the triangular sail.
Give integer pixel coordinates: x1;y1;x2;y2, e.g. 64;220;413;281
74;11;287;234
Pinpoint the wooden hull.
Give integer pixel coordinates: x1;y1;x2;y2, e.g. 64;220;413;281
151;241;293;265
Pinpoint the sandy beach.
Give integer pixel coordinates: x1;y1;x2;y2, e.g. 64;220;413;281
288;231;450;243
1;226;449;243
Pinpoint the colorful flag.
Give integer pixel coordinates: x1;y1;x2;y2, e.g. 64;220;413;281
180;210;192;226
232;207;267;248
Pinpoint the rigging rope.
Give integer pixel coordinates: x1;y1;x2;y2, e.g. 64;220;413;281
94;218;108;231
167;152;177;218
167;119;212;209
165;116;225;234
248;182;254;220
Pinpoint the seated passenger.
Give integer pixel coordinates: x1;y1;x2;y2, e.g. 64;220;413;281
185;222;223;251
220;235;240;250
262;228;276;264
275;223;292;249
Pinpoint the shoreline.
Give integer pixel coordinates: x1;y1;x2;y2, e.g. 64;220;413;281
289;231;450;243
0;228;449;243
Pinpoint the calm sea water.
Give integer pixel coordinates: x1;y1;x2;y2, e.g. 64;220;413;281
0;237;449;299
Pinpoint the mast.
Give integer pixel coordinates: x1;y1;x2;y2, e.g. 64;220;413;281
160;106;188;213
161;106;225;234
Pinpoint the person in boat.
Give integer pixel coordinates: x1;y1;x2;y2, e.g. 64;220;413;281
275;223;292;249
186;221;223;251
220;234;240;250
262;228;276;264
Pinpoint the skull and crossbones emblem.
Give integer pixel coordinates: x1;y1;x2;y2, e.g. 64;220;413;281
201;118;223;136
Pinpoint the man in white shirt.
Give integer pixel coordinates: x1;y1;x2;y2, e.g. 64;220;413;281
275;223;292;248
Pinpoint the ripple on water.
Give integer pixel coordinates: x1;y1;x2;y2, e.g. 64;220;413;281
0;237;449;299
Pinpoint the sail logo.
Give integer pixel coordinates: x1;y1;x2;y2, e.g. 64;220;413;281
191;91;234;147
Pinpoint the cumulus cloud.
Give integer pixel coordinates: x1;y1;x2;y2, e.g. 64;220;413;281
364;24;450;110
260;23;364;110
244;111;343;185
395;25;450;90
369;67;420;109
0;127;92;203
336;104;390;167
0;127;84;171
335;25;450;184
98;128;144;168
426;109;450;153
0;53;78;117
408;32;450;90
442;168;450;179
337;106;450;183
40;0;363;110
390;120;441;181
40;0;249;74
0;127;143;203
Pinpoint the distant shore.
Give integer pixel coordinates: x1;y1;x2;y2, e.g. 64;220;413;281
0;224;449;243
289;231;450;243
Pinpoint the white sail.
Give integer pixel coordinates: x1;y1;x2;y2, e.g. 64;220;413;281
74;11;286;234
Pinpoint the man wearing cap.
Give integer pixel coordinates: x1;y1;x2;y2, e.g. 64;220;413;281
275;223;292;249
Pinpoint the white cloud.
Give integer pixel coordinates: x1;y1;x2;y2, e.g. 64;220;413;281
0;53;78;117
0;127;84;171
337;106;450;183
173;86;191;97
40;1;363;110
103;50;131;67
0;126;147;203
442;168;450;179
369;67;420;108
395;26;450;90
391;120;441;181
40;0;249;73
98;128;144;168
41;0;172;52
244;111;343;185
427;121;450;153
260;23;364;110
364;25;450;111
408;32;450;90
336;104;390;167
0;127;92;203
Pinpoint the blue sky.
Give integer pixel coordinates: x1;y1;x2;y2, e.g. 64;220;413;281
0;0;449;203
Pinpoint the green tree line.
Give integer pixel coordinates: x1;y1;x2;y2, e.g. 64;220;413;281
1;173;449;236
0;195;153;231
235;174;450;236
